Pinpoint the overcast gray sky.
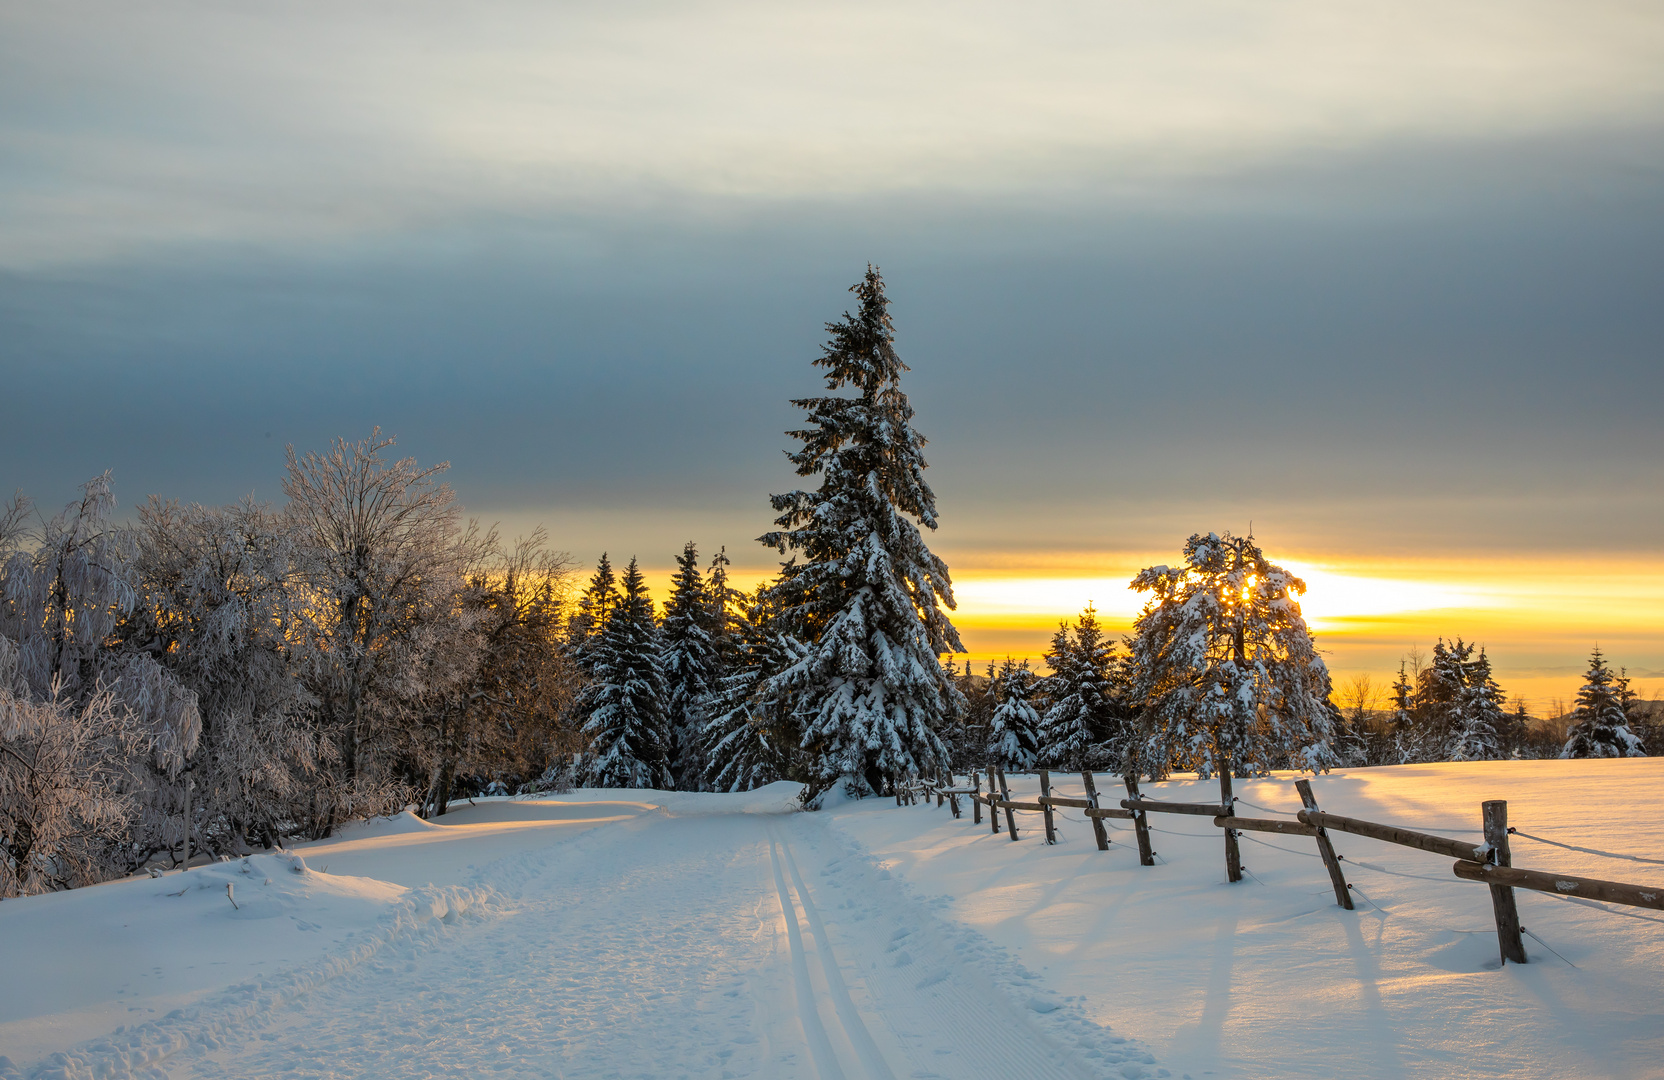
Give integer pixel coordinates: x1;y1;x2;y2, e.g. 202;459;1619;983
3;0;1662;585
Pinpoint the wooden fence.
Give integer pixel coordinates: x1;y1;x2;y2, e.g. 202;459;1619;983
902;767;1663;967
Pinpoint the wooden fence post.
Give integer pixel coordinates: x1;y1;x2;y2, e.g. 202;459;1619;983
1081;771;1110;851
1038;769;1057;844
996;768;1019;841
1294;778;1354;910
1483;800;1528;965
1219;761;1242;883
1123;774;1155;866
978;765;991;835
972;772;982;825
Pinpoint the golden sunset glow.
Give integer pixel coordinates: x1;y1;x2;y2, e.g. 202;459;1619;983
925;553;1664;713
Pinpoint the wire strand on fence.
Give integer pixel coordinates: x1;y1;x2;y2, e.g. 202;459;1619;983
1536;890;1664;926
1239;832;1323;859
1149;825;1217;839
1336;856;1455;885
1520;926;1578;968
1234;797;1297;817
1509;830;1664;867
1344;881;1390;914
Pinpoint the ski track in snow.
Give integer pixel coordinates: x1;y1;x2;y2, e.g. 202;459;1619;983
13;803;1157;1080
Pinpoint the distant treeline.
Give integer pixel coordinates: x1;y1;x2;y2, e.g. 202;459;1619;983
951;632;1657;777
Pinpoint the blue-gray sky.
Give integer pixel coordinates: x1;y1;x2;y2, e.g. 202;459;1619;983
4;1;1663;696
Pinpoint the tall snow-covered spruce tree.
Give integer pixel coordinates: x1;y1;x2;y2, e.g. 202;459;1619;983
760;267;965;798
660;542;719;789
987;659;1042;772
1417;638;1507;761
1562;647;1645;758
1038;604;1127;771
701;588;805;792
576;557;673;789
1128;532;1338;779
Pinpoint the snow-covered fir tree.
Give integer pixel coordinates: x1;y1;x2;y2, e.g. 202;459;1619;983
932;657;971;763
576;557;673;788
1388;660;1418;763
1496;697;1529;758
568;553;620;675
1450;647;1507;760
660;542;719;789
1128;532;1339;779
704;546;747;672
987;658;1042;772
1037;604;1126;771
1418;638;1507;761
942;659;993;773
759;267;965;797
1562;647;1645;758
701;588;805;792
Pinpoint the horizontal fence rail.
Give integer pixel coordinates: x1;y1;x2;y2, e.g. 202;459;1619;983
1213;815;1317;837
1120;798;1229;817
906;766;1663;967
1294;810;1490;863
1452;860;1664;910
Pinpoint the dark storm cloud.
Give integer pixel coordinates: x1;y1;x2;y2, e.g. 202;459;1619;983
2;1;1661;560
4;130;1662;563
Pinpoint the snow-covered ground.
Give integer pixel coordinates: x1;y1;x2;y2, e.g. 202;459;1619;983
2;760;1660;1079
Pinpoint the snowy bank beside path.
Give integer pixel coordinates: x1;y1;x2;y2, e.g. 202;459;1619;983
0;796;646;1075
821;758;1664;1080
0;852;490;1080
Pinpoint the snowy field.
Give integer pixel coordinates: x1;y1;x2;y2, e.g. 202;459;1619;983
1;760;1660;1080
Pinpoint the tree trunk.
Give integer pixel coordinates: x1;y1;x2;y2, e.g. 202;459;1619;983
864;763;886;800
436;760;455;817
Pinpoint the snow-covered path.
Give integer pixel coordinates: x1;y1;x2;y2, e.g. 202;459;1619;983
127;795;1145;1080
11;762;1663;1080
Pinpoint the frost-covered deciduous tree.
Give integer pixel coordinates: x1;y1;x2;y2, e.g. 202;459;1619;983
0;476;202;873
125;497;315;853
1334;674;1377;767
283;430;485;824
1562;647;1645;758
702;588;805;793
987;659;1041;772
0;642;151;896
421;530;578;815
760;267;964;797
1128;532;1338;779
661;542;719;790
0;477;201;766
577;557;672;789
1037;605;1126;771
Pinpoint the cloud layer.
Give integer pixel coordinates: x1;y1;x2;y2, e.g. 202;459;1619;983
5;1;1664;264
